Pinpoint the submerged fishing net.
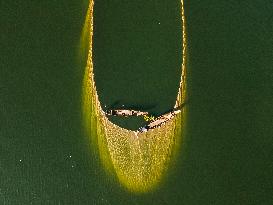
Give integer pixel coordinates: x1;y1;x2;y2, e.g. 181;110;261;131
82;0;187;193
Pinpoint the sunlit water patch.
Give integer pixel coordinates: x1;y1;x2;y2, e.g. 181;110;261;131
82;0;187;193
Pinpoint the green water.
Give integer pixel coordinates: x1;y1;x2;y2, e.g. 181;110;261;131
1;0;272;204
93;0;182;130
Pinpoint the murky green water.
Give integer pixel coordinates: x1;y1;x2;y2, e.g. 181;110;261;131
92;0;183;130
1;0;272;204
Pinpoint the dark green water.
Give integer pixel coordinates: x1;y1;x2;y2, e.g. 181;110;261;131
93;1;182;130
1;0;272;204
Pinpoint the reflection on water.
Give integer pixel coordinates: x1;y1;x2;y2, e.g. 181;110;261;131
82;0;187;193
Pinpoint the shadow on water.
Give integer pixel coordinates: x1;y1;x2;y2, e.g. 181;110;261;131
104;100;158;112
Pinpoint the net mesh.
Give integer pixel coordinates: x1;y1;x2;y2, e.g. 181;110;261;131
82;0;187;193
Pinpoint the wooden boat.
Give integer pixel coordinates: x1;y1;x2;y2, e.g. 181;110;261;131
138;109;181;132
105;109;148;117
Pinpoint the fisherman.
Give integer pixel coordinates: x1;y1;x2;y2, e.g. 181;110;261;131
143;114;155;122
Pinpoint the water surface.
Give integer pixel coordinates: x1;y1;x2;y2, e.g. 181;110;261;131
93;1;183;129
0;0;272;204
